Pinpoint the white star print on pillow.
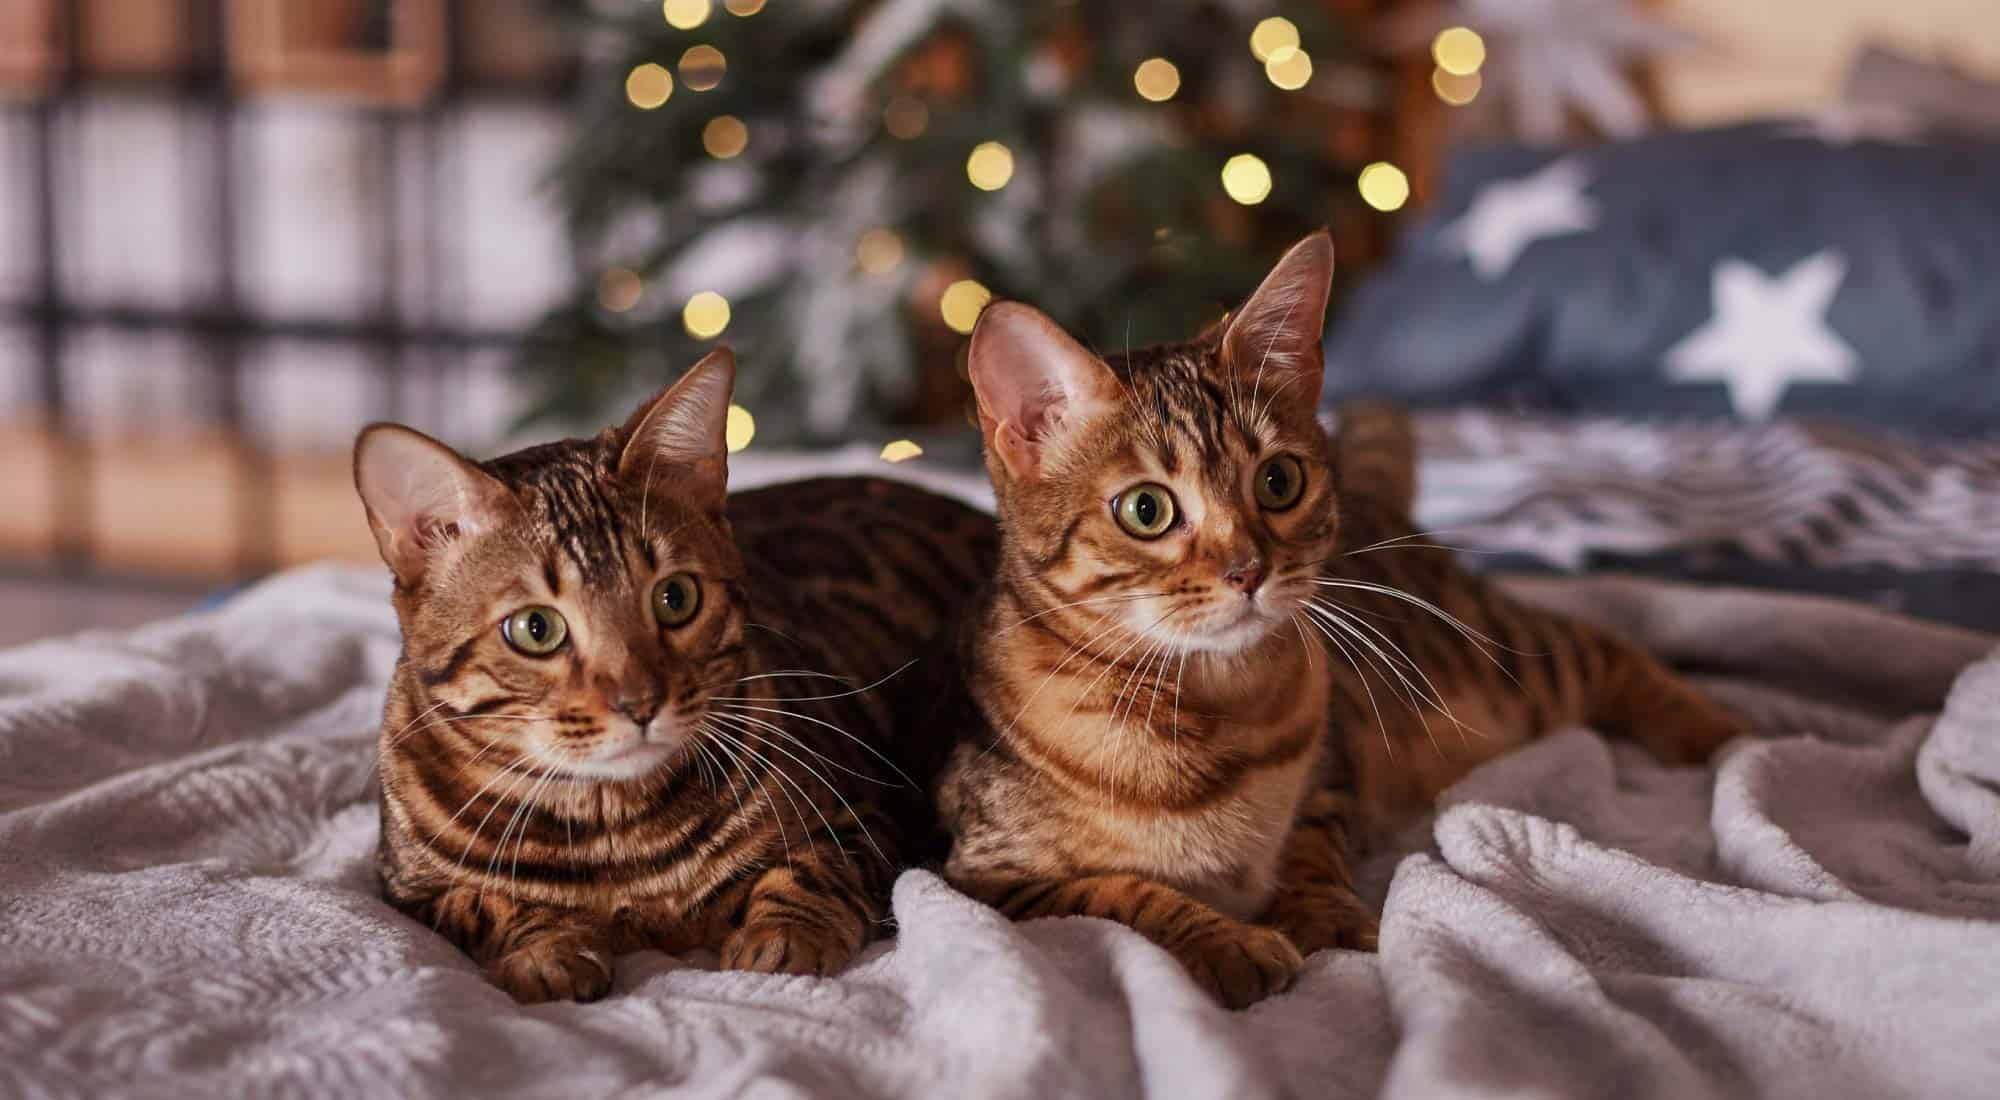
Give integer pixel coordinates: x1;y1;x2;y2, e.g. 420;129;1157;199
1664;251;1859;421
1443;157;1600;279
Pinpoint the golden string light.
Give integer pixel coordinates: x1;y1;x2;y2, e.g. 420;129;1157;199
1249;17;1300;63
662;0;710;30
679;44;725;91
598;267;643;313
1221;153;1272;205
939;279;992;334
966;141;1015;191
880;440;924;463
1433;68;1482;106
1358;162;1410;212
1133;57;1180;102
683;291;731;338
625;63;672;109
855;228;905;275
724;0;764;14
702;115;748;158
1266;48;1312;90
1432;27;1486;76
725;405;755;452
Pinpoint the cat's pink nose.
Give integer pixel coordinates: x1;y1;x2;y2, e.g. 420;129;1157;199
1223;558;1266;596
610;694;661;726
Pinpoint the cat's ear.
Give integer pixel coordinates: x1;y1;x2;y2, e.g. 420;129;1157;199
617;347;735;511
1220;230;1334;401
353;424;515;587
967;302;1122;479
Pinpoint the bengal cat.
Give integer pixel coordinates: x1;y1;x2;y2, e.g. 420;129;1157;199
356;350;993;1003
932;232;1742;1008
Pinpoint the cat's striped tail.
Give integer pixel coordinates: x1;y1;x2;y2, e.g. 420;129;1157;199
1331;399;1417;518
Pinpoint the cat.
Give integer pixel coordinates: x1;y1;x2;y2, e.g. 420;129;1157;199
355;349;993;1003
931;231;1742;1009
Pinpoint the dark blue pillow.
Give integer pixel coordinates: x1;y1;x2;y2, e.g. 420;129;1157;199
1321;123;2000;436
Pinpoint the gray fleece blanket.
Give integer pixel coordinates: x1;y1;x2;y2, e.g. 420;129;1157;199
2;561;1997;1099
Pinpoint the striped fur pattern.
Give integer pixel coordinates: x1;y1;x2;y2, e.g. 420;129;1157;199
936;233;1742;1008
358;352;993;1003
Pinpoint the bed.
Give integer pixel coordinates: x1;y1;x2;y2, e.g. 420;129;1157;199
5;415;2000;1097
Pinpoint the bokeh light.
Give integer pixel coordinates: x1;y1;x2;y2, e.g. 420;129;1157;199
1266;49;1312;90
1221;153;1272;205
1433;68;1482;106
725;405;755;452
598;267;643;313
702;115;748;158
679;45;725;91
966;141;1015;191
1134;57;1181;102
1358;162;1410;211
939;279;992;334
724;0;764;14
625;63;672;109
683;291;731;338
662;0;710;30
1432;27;1486;76
1249;17;1300;63
856;228;905;275
880;440;924;463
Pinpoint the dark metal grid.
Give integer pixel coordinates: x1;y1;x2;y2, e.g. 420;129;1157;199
8;0;573;580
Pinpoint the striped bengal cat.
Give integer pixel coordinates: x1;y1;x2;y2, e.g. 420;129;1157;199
356;350;992;1003
933;232;1742;1008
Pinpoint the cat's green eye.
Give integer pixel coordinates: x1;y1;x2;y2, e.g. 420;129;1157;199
1113;483;1178;539
1255;455;1306;511
652;573;702;628
502;606;568;656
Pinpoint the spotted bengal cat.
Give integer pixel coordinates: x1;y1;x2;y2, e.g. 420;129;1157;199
356;349;992;1003
932;232;1742;1008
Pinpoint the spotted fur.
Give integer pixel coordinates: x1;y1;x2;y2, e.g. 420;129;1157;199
934;233;1742;1008
360;351;993;1003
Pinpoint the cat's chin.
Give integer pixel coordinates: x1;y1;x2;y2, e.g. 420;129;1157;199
1173;607;1290;657
556;741;684;783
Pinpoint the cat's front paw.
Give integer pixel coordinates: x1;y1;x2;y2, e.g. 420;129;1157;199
1271;886;1380;955
720;920;861;977
1169;921;1304;1010
490;935;614;1004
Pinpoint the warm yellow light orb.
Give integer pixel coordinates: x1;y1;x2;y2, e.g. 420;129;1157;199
724;0;764;14
966;142;1015;191
1133;57;1181;102
1433;67;1482;106
702;115;748;158
725;405;755;452
939;279;992;334
1266;49;1313;90
683;291;731;339
884;97;928;139
855;228;905;275
662;0;711;30
1358;162;1410;212
598;267;643;313
1221;153;1272;205
1249;17;1300;63
1432;27;1486;76
880;439;924;463
625;63;673;109
679;44;725;91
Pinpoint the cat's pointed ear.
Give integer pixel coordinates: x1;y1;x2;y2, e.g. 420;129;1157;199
1220;231;1334;400
353;424;514;587
967;302;1122;479
617;347;735;511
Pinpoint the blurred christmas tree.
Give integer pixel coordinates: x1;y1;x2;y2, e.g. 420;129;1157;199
522;0;1389;443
